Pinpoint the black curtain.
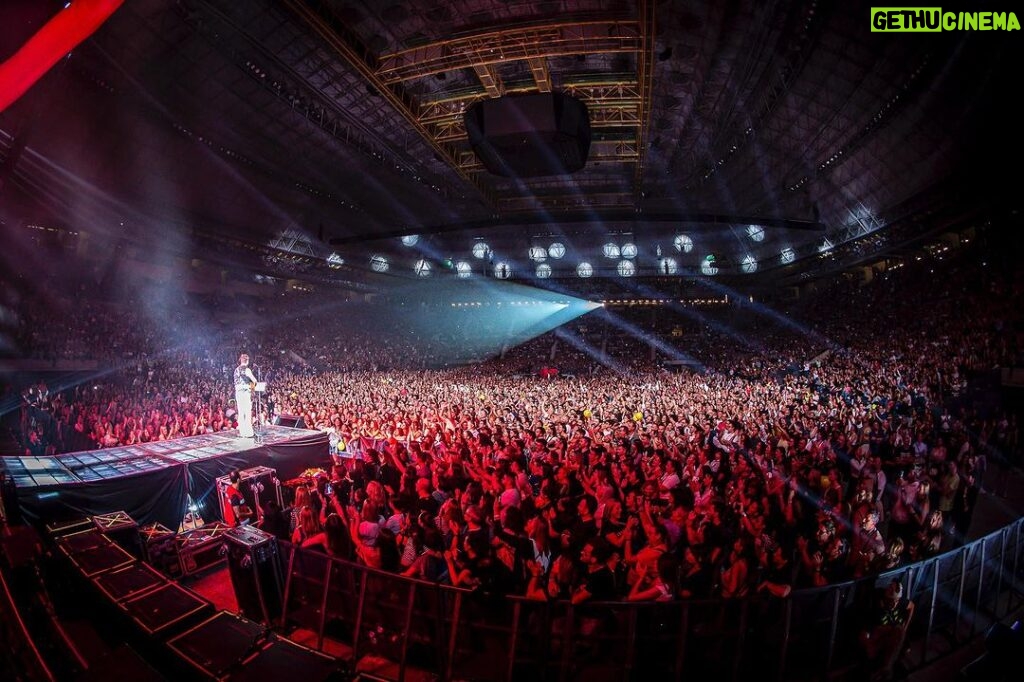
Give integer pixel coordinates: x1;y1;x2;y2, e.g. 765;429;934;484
16;432;328;529
185;433;329;522
18;464;188;529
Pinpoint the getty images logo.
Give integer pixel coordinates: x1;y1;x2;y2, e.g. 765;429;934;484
871;7;1021;31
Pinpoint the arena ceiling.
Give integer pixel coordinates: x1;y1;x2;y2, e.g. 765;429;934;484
0;0;1019;287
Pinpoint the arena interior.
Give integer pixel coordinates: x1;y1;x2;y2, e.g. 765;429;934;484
1;1;1023;681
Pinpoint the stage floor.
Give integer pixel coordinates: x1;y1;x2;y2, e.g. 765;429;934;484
8;426;329;529
4;426;325;489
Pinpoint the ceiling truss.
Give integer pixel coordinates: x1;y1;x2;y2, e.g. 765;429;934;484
281;0;494;204
283;3;657;213
374;18;641;83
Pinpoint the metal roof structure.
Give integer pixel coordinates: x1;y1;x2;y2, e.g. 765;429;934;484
0;0;1019;287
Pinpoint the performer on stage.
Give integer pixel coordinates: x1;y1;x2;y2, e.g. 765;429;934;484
233;353;257;438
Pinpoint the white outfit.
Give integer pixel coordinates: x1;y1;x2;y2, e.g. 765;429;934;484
234;363;257;437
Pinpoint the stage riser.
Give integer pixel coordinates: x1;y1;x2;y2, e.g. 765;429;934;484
12;427;329;529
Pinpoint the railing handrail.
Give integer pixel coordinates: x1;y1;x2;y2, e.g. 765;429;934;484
277;514;1024;681
281;514;1024;609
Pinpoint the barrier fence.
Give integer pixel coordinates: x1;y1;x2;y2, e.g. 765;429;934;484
274;517;1024;681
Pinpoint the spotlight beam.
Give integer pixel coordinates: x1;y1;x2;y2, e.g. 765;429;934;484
554;326;626;374
381;280;597;366
593;307;705;371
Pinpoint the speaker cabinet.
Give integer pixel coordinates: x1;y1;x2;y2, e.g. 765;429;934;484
92;562;167;604
464;92;591;177
168;611;267;679
118;582;213;637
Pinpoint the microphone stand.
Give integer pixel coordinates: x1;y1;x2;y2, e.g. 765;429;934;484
252;364;264;444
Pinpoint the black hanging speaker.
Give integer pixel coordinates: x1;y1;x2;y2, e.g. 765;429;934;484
464;92;591;177
273;414;305;429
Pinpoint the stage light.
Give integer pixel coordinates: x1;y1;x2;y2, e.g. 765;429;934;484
414;259;432;277
472;242;489;259
548;242;565;259
326;252;345;267
603;243;620;258
673;234;693;253
701;260;719;276
529;246;548;261
741;254;758;273
401;235;419;247
746;225;765;242
370;254;389;272
617;260;635;277
620;243;638;259
658;257;678;274
455;261;472;278
577;262;593;278
819;238;834;253
536;263;552;278
780;247;795;264
494;262;511;279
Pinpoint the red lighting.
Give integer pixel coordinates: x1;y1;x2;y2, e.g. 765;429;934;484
0;0;125;113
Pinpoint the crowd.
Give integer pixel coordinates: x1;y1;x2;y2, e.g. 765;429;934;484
10;235;1023;611
269;361;1011;603
250;248;1019;608
18;359;237;453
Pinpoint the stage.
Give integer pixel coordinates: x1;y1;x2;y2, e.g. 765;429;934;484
5;426;329;529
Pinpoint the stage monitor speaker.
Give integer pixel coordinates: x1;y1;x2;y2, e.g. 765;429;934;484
168;611;267;680
236;635;338;680
119;582;213;637
464;92;591;177
273;414;306;429
76;643;165;682
92;562;167;604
